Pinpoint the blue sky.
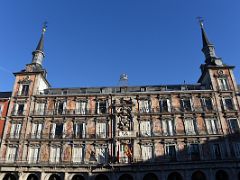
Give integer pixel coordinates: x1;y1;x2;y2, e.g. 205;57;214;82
0;1;240;91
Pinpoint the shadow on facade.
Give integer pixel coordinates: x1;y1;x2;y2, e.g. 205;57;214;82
2;133;240;180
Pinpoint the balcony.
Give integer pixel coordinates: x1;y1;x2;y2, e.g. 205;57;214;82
11;110;26;116
31;109;109;117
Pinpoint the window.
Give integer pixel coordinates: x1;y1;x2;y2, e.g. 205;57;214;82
233;143;240;158
165;144;176;161
13;103;25;116
56;101;67;115
10;123;22;138
139;100;150;113
205;119;219;134
181;99;192;111
189;144;200;161
212;144;222;160
223;98;234;111
141;145;152;161
74;123;86;138
96;122;107;138
202;98;213;111
160;99;171;112
35;102;45;115
31;122;43;139
72;145;83;163
184;119;196;135
95;146;107;164
228;118;240;133
6;146;17;163
50;146;61;163
162;119;174;136
76;101;87;114
28;147;39;163
218;78;229;91
140;121;151;136
51;123;63;139
18;84;29;96
97;100;107;114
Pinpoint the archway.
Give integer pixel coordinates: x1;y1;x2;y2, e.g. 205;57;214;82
143;173;158;180
119;174;134;180
27;174;39;180
167;172;183;180
49;174;61;180
95;174;109;180
72;175;85;180
3;173;17;180
215;170;228;180
192;171;206;180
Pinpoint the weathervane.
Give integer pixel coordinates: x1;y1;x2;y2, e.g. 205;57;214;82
196;17;204;28
42;21;47;34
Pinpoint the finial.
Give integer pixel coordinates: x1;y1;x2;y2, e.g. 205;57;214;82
42;21;47;34
196;17;204;28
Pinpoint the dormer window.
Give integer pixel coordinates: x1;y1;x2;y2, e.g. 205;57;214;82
218;78;229;91
18;84;29;96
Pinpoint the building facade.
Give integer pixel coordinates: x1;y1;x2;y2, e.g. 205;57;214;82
0;23;240;180
0;92;11;143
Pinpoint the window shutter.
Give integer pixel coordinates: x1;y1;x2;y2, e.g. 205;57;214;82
51;123;56;138
162;120;167;136
34;148;39;163
16;124;22;138
167;99;171;112
10;123;16;138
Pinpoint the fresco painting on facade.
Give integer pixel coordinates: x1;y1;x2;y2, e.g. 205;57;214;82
1;21;240;180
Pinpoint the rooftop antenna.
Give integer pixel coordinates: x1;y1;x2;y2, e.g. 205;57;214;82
119;73;128;86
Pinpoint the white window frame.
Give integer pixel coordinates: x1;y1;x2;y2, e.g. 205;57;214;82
96;122;107;138
165;144;176;160
162;119;174;136
184;119;196;135
222;97;234;111
28;146;39;163
95;146;107;164
160;99;171;112
181;99;193;111
76;101;87;114
139;100;150;113
50;146;61;163
205;118;219;134
31;122;43;139
72;145;83;163
10;123;22;138
6;146;17;163
74;123;86;138
202;97;213;111
140;120;151;136
218;78;229;91
141;145;153;161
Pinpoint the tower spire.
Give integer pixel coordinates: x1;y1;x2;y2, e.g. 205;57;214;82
31;22;47;66
197;18;222;66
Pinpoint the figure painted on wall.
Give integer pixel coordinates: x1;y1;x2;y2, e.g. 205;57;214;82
40;144;49;162
87;121;95;138
65;120;73;138
152;119;161;135
63;144;72;162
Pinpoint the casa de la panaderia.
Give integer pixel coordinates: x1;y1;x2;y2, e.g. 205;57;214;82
1;21;240;180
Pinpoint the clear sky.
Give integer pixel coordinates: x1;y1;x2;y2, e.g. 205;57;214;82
0;1;240;91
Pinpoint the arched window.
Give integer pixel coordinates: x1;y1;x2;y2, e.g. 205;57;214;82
192;171;206;180
119;174;134;180
3;174;17;180
95;174;109;180
27;174;39;180
143;173;158;180
49;174;61;180
215;170;228;180
167;172;183;180
72;175;85;180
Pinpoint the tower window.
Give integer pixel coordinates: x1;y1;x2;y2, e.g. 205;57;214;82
218;78;229;91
